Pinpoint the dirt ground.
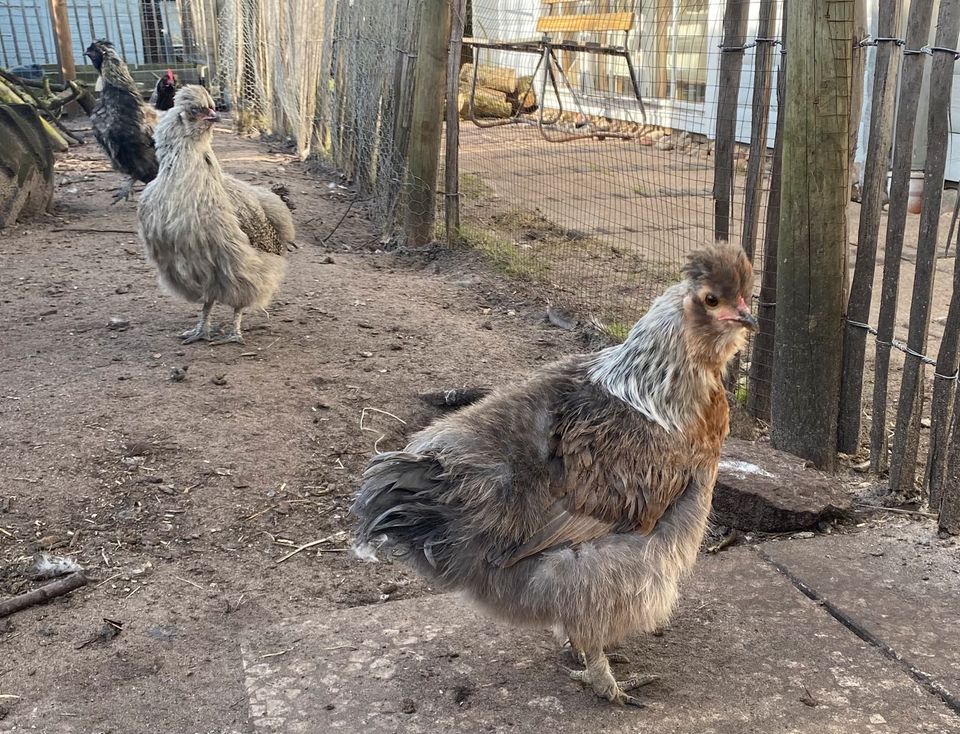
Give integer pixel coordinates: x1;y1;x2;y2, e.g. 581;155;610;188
0;123;590;732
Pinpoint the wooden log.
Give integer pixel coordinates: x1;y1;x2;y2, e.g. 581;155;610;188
869;0;935;473
0;80;69;152
888;0;960;496
770;0;852;471
459;85;512;119
0;572;87;619
458;63;517;94
510;75;537;113
837;0;904;455
713;0;749;242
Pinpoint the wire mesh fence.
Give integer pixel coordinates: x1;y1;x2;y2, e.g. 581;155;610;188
0;0;216;71
456;0;783;411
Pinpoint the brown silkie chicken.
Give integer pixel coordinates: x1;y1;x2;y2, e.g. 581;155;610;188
138;86;294;345
352;244;756;707
85;39;159;202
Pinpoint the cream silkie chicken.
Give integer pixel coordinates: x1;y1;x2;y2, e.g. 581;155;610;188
138;86;294;345
352;244;756;707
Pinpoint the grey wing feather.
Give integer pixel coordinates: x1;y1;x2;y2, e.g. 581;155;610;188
223;176;295;255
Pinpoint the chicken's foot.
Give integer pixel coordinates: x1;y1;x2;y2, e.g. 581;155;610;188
210;308;244;345
566;649;657;708
181;301;215;344
112;177;136;204
563;640;632;666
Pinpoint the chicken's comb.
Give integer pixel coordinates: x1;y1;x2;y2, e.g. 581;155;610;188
166;69;174;82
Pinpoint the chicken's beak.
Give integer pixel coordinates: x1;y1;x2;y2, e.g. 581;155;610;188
736;296;758;331
203;108;219;122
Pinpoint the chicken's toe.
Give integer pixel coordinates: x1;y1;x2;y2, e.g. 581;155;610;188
209;331;244;346
567;653;656;708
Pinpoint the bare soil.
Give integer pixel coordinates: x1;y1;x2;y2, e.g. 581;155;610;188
0;124;586;732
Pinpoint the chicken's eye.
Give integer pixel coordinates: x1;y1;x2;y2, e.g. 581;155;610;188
704;293;719;308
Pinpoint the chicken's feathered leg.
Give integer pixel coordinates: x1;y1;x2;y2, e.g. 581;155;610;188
210;308;244;345
181;301;215;343
566;647;657;708
112;177;137;204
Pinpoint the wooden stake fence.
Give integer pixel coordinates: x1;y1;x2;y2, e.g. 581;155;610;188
837;0;904;455
868;0;935;473
888;0;960;496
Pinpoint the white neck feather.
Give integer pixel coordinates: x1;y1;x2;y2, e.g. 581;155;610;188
587;284;718;432
154;112;219;174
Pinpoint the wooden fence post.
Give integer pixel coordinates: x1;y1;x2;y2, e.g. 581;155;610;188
713;0;749;242
889;0;960;497
404;0;452;246
770;0;852;471
837;0;904;455
868;0;935;473
747;2;787;421
47;0;75;84
444;0;466;246
740;0;778;261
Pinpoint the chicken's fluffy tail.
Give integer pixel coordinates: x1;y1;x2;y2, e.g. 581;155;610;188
351;451;455;572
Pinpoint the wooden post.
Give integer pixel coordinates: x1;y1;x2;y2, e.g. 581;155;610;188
444;0;466;246
942;385;960;533
868;0;935;472
740;0;778;261
770;0;852;471
930;245;960;511
404;0;452;246
713;0;749;242
888;0;960;496
47;0;75;84
747;2;787;421
837;0;904;455
848;0;868;194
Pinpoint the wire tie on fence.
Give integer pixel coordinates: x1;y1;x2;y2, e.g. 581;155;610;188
934;369;960;382
926;45;960;59
903;47;930;56
753;38;781;46
857;36;905;47
719;42;756;53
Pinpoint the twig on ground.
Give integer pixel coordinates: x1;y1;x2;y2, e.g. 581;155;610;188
320;197;357;244
360;406;407;454
856;503;938;519
706;528;741;554
51;228;137;235
173;575;204;590
0;572;87;619
275;534;340;564
259;648;295;659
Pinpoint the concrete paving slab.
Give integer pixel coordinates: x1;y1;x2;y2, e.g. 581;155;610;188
761;525;960;708
240;548;958;733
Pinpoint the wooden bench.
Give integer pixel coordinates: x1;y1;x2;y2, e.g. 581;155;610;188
462;1;644;140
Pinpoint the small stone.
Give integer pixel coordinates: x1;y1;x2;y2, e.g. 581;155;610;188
359;351;373;358
115;284;132;295
380;582;399;596
107;317;130;331
169;366;188;382
400;698;416;714
211;374;227;386
793;531;815;540
322;255;335;264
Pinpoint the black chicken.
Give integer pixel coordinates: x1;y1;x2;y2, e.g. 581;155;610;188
150;69;177;111
85;39;158;202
